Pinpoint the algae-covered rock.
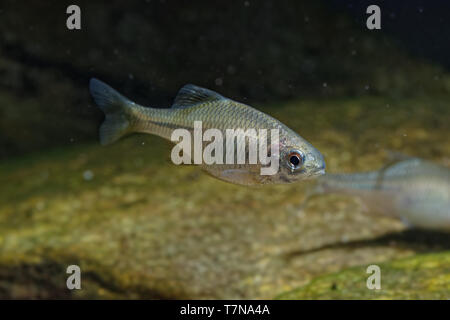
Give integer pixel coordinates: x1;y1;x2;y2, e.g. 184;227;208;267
276;252;450;299
0;96;449;299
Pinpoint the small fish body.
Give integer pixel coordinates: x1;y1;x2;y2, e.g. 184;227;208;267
316;158;450;231
89;78;325;185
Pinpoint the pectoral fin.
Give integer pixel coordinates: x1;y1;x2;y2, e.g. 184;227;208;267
201;166;261;185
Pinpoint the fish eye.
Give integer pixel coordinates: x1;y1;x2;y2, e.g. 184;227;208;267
287;149;305;170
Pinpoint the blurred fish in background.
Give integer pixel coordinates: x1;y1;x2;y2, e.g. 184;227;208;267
315;155;450;231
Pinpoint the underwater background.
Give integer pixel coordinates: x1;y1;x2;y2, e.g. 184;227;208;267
0;0;449;299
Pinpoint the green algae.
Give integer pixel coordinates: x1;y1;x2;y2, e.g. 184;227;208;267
276;252;450;299
0;96;449;299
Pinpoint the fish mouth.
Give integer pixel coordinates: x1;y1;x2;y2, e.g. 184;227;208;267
310;164;326;177
308;168;325;178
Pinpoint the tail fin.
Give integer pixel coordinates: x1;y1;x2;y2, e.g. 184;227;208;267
89;78;135;145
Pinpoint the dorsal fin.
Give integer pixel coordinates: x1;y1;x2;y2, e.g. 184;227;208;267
172;84;226;108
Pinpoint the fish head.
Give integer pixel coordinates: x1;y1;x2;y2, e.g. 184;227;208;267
276;134;326;183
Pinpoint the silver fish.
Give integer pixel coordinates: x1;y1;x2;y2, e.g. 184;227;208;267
316;157;450;231
89;78;325;185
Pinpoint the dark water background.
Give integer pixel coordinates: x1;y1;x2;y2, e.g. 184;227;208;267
0;0;449;158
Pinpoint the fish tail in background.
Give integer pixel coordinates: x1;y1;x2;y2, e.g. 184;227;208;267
89;78;138;145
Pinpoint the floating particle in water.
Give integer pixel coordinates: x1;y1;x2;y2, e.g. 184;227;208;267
364;85;370;90
244;1;250;7
83;170;94;181
322;82;327;88
215;78;223;86
295;209;305;219
40;171;49;181
128;73;134;80
134;158;144;167
227;65;236;74
35;201;45;211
